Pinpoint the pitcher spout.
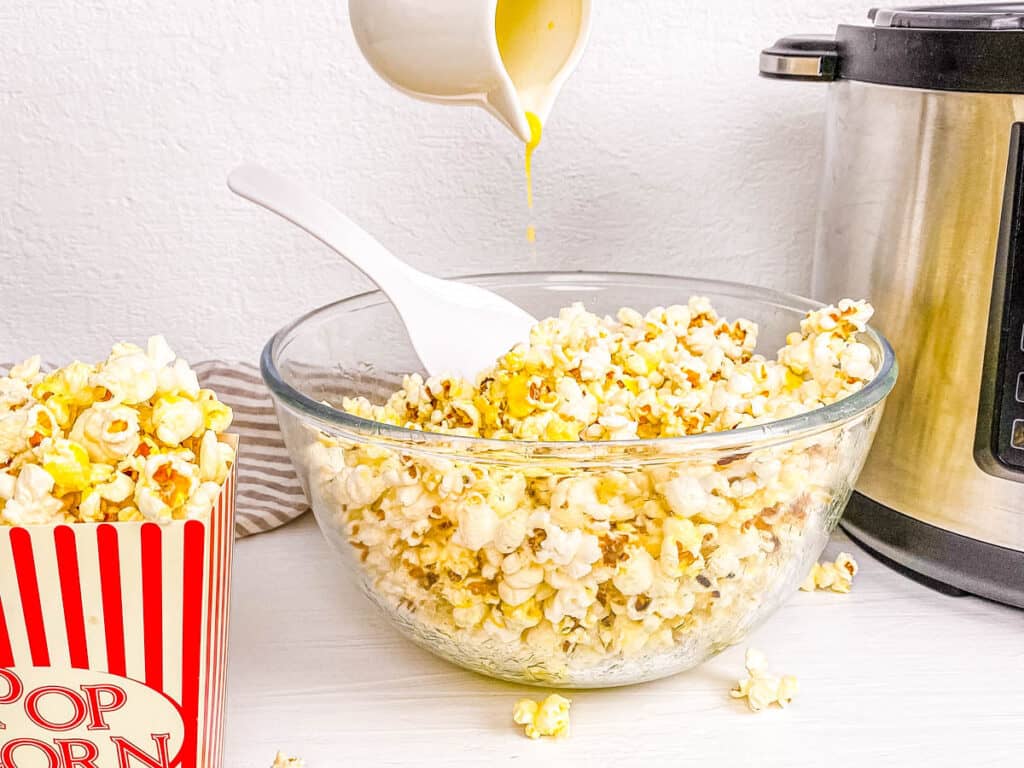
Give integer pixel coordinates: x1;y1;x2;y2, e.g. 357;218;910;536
485;85;532;142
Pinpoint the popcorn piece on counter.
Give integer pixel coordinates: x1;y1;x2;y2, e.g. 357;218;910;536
271;752;304;768
800;552;859;593
730;648;798;712
513;694;572;739
312;299;879;677
0;337;235;526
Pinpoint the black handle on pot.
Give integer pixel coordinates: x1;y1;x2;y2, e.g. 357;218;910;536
976;122;1024;482
759;35;840;82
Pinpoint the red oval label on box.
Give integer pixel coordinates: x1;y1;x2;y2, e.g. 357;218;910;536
0;666;184;768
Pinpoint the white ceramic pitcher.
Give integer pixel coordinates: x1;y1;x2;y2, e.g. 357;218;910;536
348;0;592;142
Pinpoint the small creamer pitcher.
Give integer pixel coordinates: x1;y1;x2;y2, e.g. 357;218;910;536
348;0;592;141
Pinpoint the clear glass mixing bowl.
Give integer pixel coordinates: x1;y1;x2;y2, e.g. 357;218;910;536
261;272;897;687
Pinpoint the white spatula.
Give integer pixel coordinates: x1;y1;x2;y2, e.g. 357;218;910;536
228;164;537;380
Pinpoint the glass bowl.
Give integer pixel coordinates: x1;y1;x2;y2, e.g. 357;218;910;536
261;272;897;687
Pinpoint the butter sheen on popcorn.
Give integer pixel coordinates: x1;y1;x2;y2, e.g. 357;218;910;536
313;299;879;680
0;337;234;526
730;648;798;712
513;694;572;739
800;552;859;593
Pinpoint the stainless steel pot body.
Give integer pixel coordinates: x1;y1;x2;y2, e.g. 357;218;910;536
813;80;1024;552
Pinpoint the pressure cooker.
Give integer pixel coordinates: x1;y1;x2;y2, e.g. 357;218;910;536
761;3;1024;606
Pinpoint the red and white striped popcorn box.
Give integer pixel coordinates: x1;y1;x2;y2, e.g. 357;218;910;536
0;438;237;768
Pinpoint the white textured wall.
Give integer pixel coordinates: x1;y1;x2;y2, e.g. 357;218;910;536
0;0;870;365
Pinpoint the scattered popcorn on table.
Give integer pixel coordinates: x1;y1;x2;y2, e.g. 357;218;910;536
0;338;234;526
271;752;304;768
513;694;572;739
305;299;881;683
800;552;859;593
730;648;798;712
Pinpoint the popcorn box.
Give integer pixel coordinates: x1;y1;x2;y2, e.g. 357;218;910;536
0;444;236;768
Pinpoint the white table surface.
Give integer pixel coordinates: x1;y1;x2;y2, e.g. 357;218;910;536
225;512;1024;768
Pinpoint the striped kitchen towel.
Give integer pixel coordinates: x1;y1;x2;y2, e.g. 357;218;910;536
194;362;308;537
1;360;308;538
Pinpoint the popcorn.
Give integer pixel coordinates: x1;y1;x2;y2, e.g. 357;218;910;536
513;694;572;739
0;339;234;526
135;453;201;523
0;464;64;525
452;498;499;551
8;356;41;382
152;394;205;445
79;469;135;522
661;474;733;522
198;390;234;432
308;299;879;681
271;752;304;768
159;357;201;397
69;403;141;462
199;428;235;484
0;404;58;464
612;547;656;596
800;552;859;593
93;337;175;404
730;648;798;712
32;362;97;428
534;523;601;579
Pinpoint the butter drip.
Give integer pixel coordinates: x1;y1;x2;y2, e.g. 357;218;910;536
524;111;542;243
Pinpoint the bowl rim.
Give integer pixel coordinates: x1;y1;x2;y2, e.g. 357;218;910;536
260;270;898;455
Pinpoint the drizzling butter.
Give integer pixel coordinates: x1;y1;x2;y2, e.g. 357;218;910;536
524;111;542;243
496;0;583;243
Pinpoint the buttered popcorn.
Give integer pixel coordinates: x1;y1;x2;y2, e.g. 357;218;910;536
800;552;859;594
0;338;234;526
309;299;881;683
513;694;572;739
730;648;798;712
271;752;304;768
341;299;875;441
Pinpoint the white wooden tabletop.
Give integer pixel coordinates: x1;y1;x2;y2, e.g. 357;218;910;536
224;513;1024;768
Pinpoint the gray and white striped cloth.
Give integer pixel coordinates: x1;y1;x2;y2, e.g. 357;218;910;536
1;360;308;538
194;362;308;537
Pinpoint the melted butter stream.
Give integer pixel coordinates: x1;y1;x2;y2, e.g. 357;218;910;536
496;0;582;244
524;111;542;243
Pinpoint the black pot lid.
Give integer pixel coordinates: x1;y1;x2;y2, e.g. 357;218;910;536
761;3;1024;92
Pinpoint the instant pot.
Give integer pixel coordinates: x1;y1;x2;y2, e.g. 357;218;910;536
761;4;1024;606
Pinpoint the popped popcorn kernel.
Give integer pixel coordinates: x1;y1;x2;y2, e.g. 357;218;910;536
152;394;205;445
271;752;304;768
69;403;141;463
0;338;234;527
39;438;92;494
513;694;571;739
0;464;64;525
800;552;859;593
730;648;798;712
